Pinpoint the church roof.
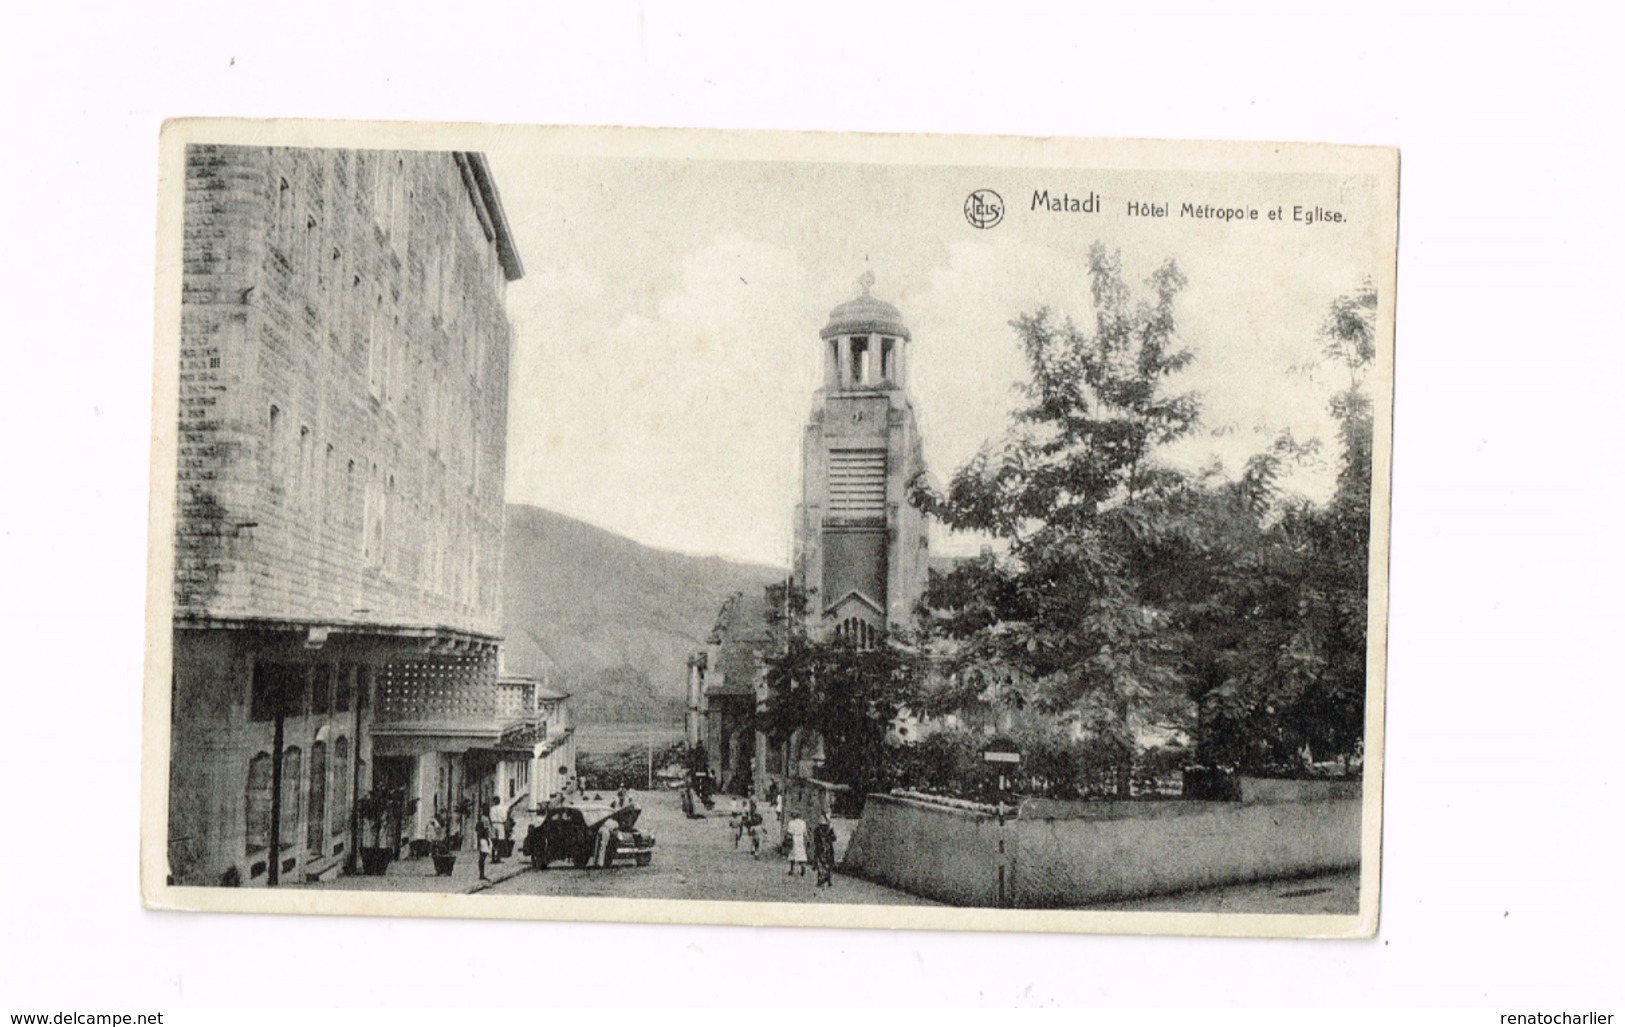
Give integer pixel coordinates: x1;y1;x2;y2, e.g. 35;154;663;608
706;589;776;697
821;272;911;341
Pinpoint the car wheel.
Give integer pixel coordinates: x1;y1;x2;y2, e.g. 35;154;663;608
572;849;590;869
635;854;651;867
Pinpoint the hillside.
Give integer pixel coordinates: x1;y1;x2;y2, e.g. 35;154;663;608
501;504;784;722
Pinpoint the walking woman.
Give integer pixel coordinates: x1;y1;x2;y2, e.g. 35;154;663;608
784;812;809;877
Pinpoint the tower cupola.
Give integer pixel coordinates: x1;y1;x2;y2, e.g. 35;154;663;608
819;271;911;391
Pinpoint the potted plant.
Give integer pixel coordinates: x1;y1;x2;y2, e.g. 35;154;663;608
430;834;458;876
355;787;407;876
447;797;474;851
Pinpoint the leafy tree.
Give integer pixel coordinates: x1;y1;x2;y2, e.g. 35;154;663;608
911;244;1200;794
1192;281;1376;770
759;630;923;800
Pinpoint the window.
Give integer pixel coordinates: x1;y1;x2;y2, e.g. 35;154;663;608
330;737;351;846
268;405;285;483
245;751;273;855
367;300;387;400
838;617;879;651
334;666;354;713
274;176;294;263
364;463;386;568
307;740;327;854
278;746;302;851
881;338;895;380
304;213;320;287
297;426;312;500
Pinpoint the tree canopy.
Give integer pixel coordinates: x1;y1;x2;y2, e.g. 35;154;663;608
912;249;1376;786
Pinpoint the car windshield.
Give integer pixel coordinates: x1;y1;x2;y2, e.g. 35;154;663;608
572;804;615;823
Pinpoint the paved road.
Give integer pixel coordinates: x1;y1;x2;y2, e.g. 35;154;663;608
485;789;938;906
297;787;1358;915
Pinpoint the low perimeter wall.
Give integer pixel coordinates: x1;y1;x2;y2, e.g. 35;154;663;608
841;780;1362;908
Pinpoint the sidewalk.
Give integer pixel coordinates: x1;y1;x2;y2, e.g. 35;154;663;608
292;844;532;895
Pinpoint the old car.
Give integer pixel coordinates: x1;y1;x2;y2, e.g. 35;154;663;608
521;803;655;869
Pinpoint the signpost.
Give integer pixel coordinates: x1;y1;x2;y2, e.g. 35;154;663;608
983;749;1020;907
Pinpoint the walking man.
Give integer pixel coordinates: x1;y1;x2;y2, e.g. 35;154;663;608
475;816;491;882
812;811;837;888
744;799;763;859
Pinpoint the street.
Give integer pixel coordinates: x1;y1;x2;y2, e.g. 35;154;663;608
483;789;937;906
300;788;1359;913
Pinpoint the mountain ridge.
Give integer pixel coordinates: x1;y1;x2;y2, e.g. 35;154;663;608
501;503;784;722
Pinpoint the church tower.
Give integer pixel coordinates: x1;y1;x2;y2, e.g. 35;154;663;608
793;272;930;644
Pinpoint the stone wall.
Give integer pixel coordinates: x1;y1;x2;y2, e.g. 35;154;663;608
840;794;1008;907
842;783;1363;908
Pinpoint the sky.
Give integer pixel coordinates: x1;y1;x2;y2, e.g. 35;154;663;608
485;138;1389;567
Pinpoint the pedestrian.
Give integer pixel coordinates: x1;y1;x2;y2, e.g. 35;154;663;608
616;786;629;809
785;811;808;877
475;816;491;881
487;798;504;864
812;812;837;888
728;795;743;848
744;799;763;858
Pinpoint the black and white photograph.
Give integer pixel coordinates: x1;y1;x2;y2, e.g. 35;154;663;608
9;2;1624;1016
144;121;1395;936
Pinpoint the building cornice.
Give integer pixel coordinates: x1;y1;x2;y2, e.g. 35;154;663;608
455;152;525;282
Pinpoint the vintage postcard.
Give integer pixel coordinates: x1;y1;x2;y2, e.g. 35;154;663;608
143;119;1396;937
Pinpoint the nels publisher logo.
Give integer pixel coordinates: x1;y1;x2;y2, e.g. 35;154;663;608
964;188;1004;229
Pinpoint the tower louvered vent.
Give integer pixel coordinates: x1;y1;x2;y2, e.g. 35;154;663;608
829;449;887;517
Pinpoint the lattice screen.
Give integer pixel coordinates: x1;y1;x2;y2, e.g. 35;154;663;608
374;651;498;723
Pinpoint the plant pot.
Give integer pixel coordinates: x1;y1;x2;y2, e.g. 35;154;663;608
359;847;392;877
494;839;515;859
431;853;458;876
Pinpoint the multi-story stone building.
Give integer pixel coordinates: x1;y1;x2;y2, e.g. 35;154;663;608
167;145;523;887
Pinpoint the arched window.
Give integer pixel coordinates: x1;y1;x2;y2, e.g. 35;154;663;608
245;751;273;855
279;746;302;851
330;737;351;846
307;740;327;854
838;617;878;651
